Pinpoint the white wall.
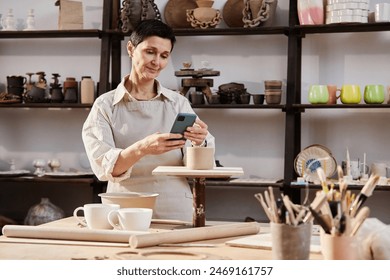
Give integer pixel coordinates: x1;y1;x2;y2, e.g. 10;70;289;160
1;0;390;181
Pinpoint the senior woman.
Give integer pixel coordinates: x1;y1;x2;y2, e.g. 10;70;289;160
82;19;215;221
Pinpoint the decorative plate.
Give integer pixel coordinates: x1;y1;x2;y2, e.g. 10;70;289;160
294;145;337;182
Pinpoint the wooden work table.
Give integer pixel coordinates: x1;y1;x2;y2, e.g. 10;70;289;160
0;217;322;260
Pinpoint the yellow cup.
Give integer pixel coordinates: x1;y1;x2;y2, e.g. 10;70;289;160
340;85;361;104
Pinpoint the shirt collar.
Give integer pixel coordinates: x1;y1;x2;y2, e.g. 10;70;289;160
113;75;176;105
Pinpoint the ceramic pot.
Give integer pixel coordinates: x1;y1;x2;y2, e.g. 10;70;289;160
64;88;78;103
24;198;65;226
26;85;46;102
63;77;78;93
164;0;198;28
50;87;64;103
120;0;161;32
63;77;78;102
223;0;245;27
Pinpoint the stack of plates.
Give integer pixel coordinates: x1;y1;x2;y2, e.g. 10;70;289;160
294;144;337;183
326;0;369;24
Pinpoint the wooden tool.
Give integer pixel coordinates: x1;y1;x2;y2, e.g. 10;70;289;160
129;222;261;249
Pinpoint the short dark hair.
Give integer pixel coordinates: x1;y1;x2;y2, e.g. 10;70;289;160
129;19;176;51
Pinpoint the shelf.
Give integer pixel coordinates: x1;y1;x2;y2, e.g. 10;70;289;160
205;179;283;188
294;104;390;110
294;22;390;35
107;26;289;38
192;104;285;109
290;183;390;192
0;103;92;109
0;29;102;39
0;176;94;184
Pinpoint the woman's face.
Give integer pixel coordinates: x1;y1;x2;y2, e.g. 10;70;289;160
128;36;172;81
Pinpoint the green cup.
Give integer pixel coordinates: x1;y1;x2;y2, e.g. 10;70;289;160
308;85;329;104
364;85;385;104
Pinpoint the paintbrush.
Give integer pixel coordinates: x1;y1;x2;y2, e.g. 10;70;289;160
349;174;380;217
316;167;329;193
303;191;327;223
309;206;332;234
350;206;370;236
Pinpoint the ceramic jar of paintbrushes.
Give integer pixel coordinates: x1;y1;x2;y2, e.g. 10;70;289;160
255;186;314;260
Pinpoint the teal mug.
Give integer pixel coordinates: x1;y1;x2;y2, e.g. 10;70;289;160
308;85;329;104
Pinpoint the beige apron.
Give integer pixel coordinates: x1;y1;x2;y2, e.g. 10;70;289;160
107;98;194;221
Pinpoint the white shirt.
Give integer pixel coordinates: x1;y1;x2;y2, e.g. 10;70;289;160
82;76;215;221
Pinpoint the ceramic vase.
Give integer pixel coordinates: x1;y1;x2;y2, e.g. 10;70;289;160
24;198;65;226
187;0;221;29
1;9;17;31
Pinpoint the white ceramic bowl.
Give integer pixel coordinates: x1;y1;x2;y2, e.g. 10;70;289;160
99;192;159;210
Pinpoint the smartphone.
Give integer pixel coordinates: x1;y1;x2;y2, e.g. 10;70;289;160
169;113;197;140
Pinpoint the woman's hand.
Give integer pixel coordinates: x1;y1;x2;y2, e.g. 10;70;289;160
184;118;208;146
140;132;186;155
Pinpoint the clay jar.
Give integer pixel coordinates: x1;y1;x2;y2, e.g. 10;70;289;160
193;7;218;22
63;77;78;92
63;77;78;103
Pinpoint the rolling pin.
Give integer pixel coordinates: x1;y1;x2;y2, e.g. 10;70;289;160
2;225;145;243
129;222;261;248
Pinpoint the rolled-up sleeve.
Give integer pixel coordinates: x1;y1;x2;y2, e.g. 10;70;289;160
82;95;131;183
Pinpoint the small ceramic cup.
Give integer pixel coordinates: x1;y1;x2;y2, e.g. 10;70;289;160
265;90;282;104
73;203;120;229
186;146;215;170
308;85;329;104
327;85;338;104
240;94;251;104
190;91;204;105
252;94;265;104
108;208;153;231
264;80;282;90
364;85;385;104
340;85;361;104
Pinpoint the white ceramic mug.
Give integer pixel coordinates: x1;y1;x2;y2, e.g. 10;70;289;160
73;203;120;229
108;208;153;231
186;146;215;170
